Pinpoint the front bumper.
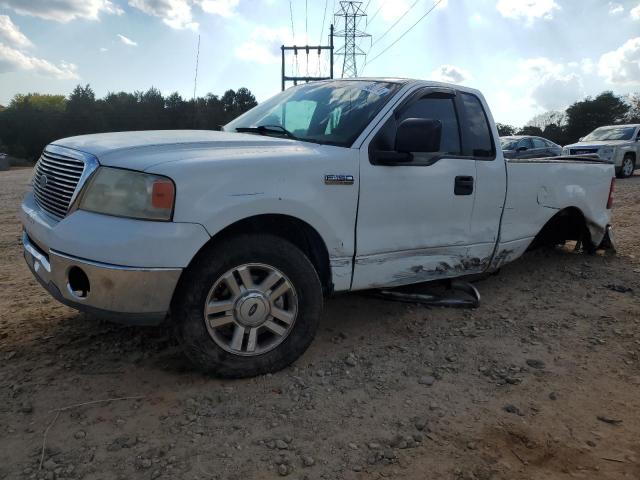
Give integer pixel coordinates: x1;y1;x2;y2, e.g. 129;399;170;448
23;232;182;325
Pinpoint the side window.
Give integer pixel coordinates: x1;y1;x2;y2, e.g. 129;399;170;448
532;138;546;149
459;93;495;158
370;94;461;156
399;96;461;155
518;138;533;150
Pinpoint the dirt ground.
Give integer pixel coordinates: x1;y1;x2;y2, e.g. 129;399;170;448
1;167;639;480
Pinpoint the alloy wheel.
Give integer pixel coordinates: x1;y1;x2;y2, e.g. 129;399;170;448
203;263;298;356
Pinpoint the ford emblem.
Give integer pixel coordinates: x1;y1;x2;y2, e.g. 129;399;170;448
39;174;48;188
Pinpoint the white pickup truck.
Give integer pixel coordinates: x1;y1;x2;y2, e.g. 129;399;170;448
563;124;640;178
21;79;616;377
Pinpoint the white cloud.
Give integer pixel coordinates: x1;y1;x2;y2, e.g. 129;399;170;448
117;34;138;46
496;0;559;25
430;64;472;84
598;37;640;85
100;47;108;52
631;3;640;19
0;15;31;48
608;2;624;15
0;42;78;78
580;58;594;74
234;26;291;65
0;0;122;22
195;0;239;17
127;0;239;30
512;57;583;110
128;0;198;30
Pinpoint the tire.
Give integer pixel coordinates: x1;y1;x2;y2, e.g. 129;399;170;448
173;234;323;378
617;155;635;179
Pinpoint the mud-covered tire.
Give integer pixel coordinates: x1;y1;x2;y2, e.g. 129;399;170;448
617;155;635;179
173;234;323;378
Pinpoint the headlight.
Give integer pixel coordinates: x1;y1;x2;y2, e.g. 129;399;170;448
79;167;175;221
599;147;615;161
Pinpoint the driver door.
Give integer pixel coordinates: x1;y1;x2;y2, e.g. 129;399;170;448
352;88;497;290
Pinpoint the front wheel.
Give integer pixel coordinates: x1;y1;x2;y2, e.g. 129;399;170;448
173;234;323;378
617;155;635;179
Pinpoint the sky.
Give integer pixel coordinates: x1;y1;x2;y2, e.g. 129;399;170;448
0;0;639;126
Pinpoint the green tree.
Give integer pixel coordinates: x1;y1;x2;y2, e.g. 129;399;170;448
625;94;640;123
235;87;258;112
517;126;544;137
0;84;259;162
496;123;516;136
565;92;629;143
66;84;100;135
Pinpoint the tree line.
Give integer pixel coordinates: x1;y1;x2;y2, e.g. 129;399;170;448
0;85;258;161
497;91;640;145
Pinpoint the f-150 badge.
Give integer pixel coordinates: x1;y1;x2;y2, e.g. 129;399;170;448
324;174;354;185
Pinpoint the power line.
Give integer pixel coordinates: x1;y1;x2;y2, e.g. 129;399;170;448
320;0;329;44
362;0;443;72
369;0;421;49
289;0;295;39
366;3;384;26
305;0;308;40
289;0;298;76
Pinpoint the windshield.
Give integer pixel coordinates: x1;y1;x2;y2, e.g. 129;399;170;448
500;138;519;150
224;80;400;147
582;126;636;142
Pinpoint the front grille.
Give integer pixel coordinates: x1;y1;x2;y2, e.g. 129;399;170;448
570;148;597;155
32;150;86;218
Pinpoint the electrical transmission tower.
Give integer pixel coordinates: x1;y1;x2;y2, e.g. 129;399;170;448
334;1;370;78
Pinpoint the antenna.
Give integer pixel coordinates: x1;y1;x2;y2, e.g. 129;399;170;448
193;34;200;101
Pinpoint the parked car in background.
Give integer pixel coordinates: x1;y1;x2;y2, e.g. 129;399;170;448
563;124;640;178
500;136;563;159
0;153;8;171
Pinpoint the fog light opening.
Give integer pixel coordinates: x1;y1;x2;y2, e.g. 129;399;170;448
68;266;90;299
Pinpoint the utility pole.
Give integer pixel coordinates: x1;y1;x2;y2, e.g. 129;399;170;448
281;24;334;91
333;1;370;78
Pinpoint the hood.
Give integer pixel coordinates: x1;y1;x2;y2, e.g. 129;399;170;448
51;130;299;170
564;139;632;149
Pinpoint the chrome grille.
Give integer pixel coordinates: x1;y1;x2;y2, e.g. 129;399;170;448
33;150;86;218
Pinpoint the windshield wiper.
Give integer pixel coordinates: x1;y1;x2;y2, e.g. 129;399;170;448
235;125;297;140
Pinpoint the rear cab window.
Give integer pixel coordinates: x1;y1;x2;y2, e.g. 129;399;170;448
458;92;496;159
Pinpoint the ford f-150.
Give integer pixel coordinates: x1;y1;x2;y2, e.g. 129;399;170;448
21;79;616;377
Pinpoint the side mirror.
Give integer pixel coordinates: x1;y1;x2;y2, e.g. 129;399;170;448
516;146;528;152
395;118;442;153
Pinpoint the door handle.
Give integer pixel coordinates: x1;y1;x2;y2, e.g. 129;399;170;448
454;176;474;195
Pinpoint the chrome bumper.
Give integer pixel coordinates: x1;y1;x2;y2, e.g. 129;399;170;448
22;232;182;325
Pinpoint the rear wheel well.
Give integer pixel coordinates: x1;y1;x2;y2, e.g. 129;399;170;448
185;215;332;295
530;207;594;251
